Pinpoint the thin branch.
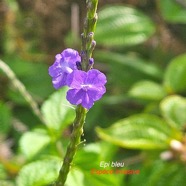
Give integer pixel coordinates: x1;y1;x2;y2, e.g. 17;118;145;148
0;59;46;124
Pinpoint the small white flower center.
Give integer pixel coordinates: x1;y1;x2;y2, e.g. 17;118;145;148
62;65;73;73
81;84;92;91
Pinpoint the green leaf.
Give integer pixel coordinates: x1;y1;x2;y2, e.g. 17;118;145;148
128;160;186;186
5;57;53;102
66;168;84;186
74;143;101;171
0;180;14;186
160;95;186;129
41;88;75;131
159;0;186;23
94;51;163;93
67;143;122;186
129;80;166;100
96;114;181;150
95;5;155;47
0;162;14;185
16;158;61;186
164;54;186;93
95;51;162;92
95;51;162;80
0;164;7;180
19;129;50;159
0;102;11;135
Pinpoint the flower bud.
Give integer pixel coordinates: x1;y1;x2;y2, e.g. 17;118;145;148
170;139;183;151
89;58;94;66
160;151;173;161
88;32;94;38
76;61;82;70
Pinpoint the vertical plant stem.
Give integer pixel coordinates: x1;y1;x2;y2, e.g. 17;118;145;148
54;105;87;186
81;0;98;71
54;0;98;185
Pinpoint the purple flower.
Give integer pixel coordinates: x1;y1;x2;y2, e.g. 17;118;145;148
48;48;81;89
66;69;107;109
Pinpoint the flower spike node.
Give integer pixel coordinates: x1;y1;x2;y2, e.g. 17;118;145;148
90;40;96;52
88;32;94;38
80;50;86;57
89;58;94;65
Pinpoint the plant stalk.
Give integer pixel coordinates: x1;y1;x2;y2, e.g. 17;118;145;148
0;59;46;124
54;1;98;185
54;105;87;186
81;0;98;71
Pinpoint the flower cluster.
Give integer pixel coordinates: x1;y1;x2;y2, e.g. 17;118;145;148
49;48;107;109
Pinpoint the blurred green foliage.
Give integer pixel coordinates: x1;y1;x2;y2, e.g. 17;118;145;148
0;1;186;186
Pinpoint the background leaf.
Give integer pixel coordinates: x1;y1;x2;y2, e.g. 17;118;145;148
129;80;166;100
66;168;84;186
66;143;122;186
159;0;186;23
0;164;7;180
0;102;11;135
16;158;61;186
96;114;181;150
4;57;53;103
95;5;155;47
41;88;75;131
128;160;186;186
19;129;50;159
95;51;162;91
164;54;186;93
95;51;162;79
160;95;186;130
0;180;14;186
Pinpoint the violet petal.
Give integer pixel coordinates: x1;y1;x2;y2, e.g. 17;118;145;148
66;89;84;105
67;70;87;89
86;69;107;86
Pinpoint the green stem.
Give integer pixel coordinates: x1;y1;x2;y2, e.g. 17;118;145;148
0;59;46;124
54;105;87;186
54;1;98;185
81;0;98;71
